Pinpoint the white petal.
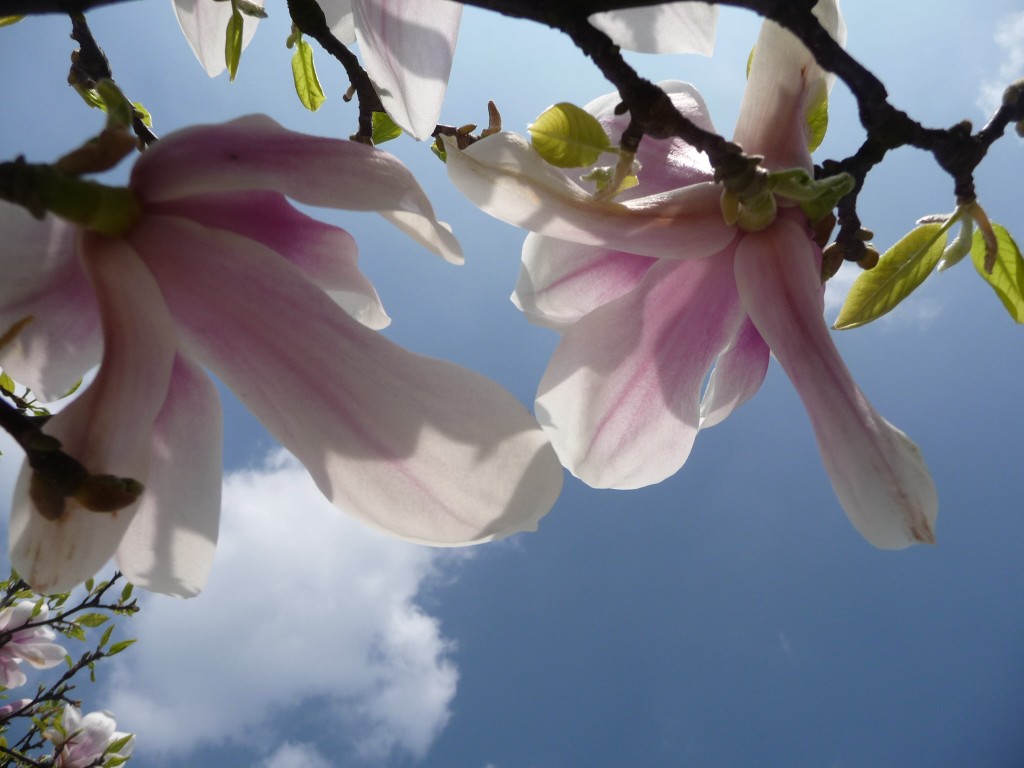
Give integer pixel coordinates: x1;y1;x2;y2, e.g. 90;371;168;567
131;115;462;263
513;234;656;329
117;354;222;598
735;218;937;548
589;3;717;55
353;0;462;139
317;0;355;43
172;0;263;77
536;251;743;489
136;217;563;545
445;132;734;260
0;204;101;401
9;236;177;594
699;316;769;429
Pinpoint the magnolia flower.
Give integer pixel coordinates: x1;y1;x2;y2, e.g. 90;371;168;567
51;705;133;768
0;601;66;689
172;1;717;139
1;114;563;597
445;0;938;548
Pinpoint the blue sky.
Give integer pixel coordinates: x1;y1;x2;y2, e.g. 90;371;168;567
2;1;1024;767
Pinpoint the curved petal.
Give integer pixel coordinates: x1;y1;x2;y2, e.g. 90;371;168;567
536;250;744;489
445;132;735;260
136;217;563;545
587;81;717;199
513;233;656;329
9;638;66;669
0;205;101;401
131;115;462;263
117;354;222;598
735;218;937;548
172;0;263;78
353;0;462;139
588;3;717;54
733;0;845;171
699;315;769;428
9;236;178;594
317;0;355;43
151;191;389;329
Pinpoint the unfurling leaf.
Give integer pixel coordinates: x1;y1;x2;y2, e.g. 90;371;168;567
834;223;947;329
805;88;829;153
528;102;611;168
291;38;325;112
971;223;1024;322
371;112;403;144
225;7;244;81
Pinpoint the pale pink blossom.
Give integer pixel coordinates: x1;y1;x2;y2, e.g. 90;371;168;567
51;705;133;768
1;115;562;596
172;1;716;139
0;601;66;689
446;0;938;548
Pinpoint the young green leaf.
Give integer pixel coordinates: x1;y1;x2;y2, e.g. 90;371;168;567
74;613;110;628
528;102;611;168
291;38;326;112
372;112;403;144
225;7;244;82
106;639;137;656
834;222;947;329
971;223;1024;322
805;91;829;153
0;15;24;26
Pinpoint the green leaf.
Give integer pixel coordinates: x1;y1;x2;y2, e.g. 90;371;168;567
0;370;14;392
291;38;325;112
971;223;1024;322
225;8;244;82
0;15;24;26
834;223;947;329
371;112;403;144
75;613;110;628
106;639;137;656
99;624;114;649
768;168;853;223
106;734;134;755
132;102;153;128
528;102;611;168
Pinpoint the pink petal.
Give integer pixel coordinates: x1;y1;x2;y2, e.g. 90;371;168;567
151;191;389;329
513;233;656;329
172;0;262;77
588;3;717;54
136;216;563;545
353;0;462;139
0;204;101;401
536;249;744;489
131;115;462;263
445;132;734;259
117;354;222;598
9;638;66;669
734;218;937;548
9;236;178;594
699;315;770;429
733;0;844;171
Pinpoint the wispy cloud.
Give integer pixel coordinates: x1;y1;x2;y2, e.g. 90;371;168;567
260;742;334;768
978;11;1024;115
102;450;461;764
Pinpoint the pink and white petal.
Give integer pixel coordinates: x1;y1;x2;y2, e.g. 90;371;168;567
699;315;770;429
588;3;717;54
353;0;462;140
735;218;937;548
131;115;462;263
317;0;355;43
446;132;734;260
151;192;389;329
138;217;563;545
0;205;101;401
8;639;66;669
9;236;177;594
513;233;656;329
117;354;222;598
172;0;262;77
733;0;844;171
536;251;742;489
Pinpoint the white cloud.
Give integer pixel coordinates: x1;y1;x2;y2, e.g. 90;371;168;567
103;450;460;763
260;742;333;768
978;11;1024;115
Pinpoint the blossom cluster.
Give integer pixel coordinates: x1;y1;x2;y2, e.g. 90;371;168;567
0;0;937;602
